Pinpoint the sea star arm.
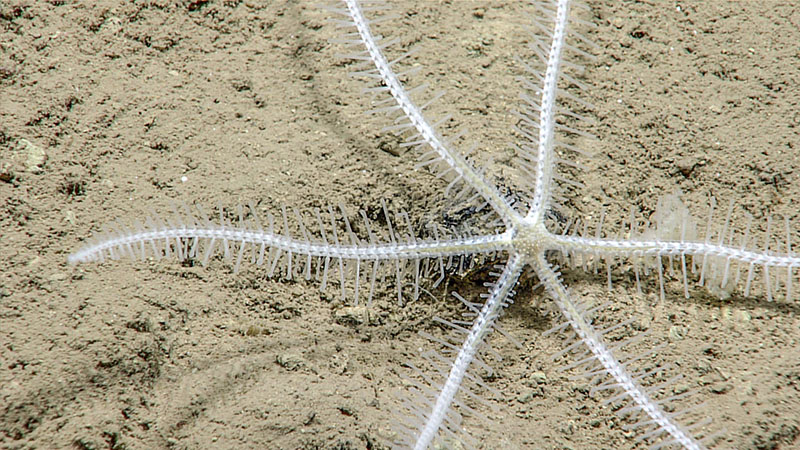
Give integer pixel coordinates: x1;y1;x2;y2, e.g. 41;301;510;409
524;0;573;223
548;232;800;301
340;0;521;223
549;234;800;269
410;253;525;449
68;216;513;266
534;251;705;449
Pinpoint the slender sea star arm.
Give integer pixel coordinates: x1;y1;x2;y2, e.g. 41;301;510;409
413;253;525;449
68;221;513;265
342;0;521;223
525;0;572;223
534;252;704;449
549;234;800;268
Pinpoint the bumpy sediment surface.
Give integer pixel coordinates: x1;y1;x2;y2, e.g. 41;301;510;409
2;1;798;448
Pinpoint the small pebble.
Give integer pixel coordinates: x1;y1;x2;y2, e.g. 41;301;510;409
276;353;304;371
530;371;547;384
17;139;47;173
49;273;68;282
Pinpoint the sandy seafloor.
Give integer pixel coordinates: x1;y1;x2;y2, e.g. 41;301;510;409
2;1;799;449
